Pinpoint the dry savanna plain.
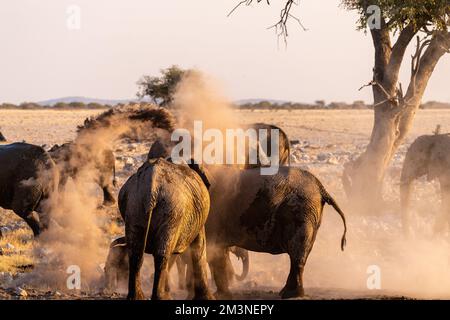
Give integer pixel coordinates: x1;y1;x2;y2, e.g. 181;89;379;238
1;108;450;299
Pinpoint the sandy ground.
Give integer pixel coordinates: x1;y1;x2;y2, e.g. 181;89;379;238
1;108;450;300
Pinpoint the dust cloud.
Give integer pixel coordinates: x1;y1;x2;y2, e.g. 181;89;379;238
20;105;174;292
173;70;239;133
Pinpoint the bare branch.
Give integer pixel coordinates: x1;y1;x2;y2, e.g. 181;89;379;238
227;0;251;18
228;0;306;44
384;23;417;87
359;80;400;108
410;35;432;97
288;13;308;31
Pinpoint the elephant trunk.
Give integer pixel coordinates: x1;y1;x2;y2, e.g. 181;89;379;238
231;247;249;281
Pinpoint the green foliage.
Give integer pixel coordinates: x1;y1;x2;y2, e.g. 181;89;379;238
341;0;449;31
137;65;187;107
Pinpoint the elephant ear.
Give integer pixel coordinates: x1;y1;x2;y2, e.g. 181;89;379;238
187;161;210;189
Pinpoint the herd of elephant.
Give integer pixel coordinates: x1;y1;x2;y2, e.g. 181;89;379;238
0;123;449;300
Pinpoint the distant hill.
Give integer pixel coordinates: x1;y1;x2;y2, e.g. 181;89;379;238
37;96;144;106
1;96;449;110
38;97;289;107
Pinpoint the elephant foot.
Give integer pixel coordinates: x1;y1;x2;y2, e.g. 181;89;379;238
152;291;172;300
193;290;215;300
127;289;145;300
280;286;304;299
214;290;233;300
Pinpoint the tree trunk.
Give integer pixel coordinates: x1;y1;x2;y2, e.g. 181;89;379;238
343;30;449;213
343;103;417;211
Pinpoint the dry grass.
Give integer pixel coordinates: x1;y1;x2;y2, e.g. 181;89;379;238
0;227;34;274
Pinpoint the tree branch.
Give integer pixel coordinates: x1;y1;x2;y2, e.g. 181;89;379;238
405;31;449;104
359;0;391;93
384;23;417;88
228;0;305;44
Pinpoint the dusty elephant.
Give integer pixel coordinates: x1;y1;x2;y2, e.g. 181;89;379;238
118;158;213;300
401;133;450;235
0;142;59;236
49;142;117;206
204;165;347;299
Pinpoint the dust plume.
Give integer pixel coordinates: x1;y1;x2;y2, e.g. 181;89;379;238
173;70;239;133
20;104;175;292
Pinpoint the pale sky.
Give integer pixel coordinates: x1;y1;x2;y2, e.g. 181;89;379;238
0;0;449;104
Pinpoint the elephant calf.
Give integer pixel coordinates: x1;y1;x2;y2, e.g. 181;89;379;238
118;158;213;300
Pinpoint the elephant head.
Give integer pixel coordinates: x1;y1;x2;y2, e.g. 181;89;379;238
104;236;128;292
147;138;173;160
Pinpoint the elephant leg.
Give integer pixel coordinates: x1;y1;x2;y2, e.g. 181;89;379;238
165;255;181;294
210;246;233;299
126;226;146;300
190;228;214;300
152;254;171;300
175;255;187;290
182;250;195;299
102;185;116;206
280;223;316;299
12;186;42;237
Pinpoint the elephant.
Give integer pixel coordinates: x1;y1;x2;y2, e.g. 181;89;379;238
0;142;59;236
204;165;347;299
400;133;450;235
118;158;213;300
48;142;117;206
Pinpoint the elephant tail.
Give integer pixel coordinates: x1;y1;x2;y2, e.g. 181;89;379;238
231;247;249;281
321;186;347;251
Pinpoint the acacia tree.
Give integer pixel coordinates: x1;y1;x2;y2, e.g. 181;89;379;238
137;65;186;107
237;0;450;209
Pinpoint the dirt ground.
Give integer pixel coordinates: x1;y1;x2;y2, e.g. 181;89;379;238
1;108;450;300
